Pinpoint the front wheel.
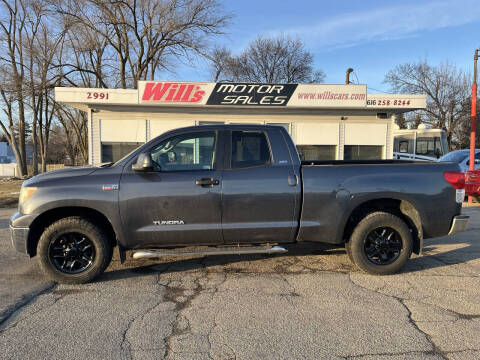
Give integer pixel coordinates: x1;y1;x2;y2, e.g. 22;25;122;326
346;212;412;275
37;217;112;284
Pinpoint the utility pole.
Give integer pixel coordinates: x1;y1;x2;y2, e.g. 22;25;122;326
469;49;479;203
345;68;354;84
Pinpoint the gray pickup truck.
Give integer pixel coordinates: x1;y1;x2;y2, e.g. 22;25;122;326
10;125;469;283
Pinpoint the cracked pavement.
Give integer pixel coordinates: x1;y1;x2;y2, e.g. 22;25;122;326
0;207;479;359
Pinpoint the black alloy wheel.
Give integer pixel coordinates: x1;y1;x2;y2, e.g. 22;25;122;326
49;232;96;274
38;217;112;284
345;211;413;275
364;226;402;265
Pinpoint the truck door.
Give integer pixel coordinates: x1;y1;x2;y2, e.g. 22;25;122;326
119;129;224;249
221;128;299;244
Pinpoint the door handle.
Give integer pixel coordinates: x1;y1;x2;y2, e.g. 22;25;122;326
195;177;220;187
288;173;298;186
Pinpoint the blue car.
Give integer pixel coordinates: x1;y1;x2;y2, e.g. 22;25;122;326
439;149;480;172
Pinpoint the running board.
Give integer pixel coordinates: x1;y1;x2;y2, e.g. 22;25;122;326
131;246;287;259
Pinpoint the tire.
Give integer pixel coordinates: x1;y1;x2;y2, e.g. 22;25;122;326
37;217;113;284
346;212;412;275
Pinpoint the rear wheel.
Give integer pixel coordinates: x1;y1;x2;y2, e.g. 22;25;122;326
346;212;412;275
37;217;112;284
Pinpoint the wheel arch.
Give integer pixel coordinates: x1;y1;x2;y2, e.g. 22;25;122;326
342;198;423;255
27;206;118;257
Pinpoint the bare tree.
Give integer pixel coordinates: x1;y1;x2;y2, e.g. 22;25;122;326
24;1;67;173
212;35;325;83
412;113;423;129
209;46;232;82
56;105;89;164
44;123;67;163
55;0;230;88
384;60;471;148
452;97;480;149
0;0;68;176
0;0;29;176
395;113;407;129
56;17;115;89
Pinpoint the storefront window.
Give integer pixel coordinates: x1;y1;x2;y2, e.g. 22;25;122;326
297;145;336;161
344;145;383;160
102;142;144;163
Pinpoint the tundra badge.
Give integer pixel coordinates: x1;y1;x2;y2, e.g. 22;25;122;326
153;220;185;225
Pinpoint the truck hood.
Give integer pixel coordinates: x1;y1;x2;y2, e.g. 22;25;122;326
23;166;98;186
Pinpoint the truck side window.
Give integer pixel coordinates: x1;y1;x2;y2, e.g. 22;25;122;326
149;131;216;172
231;131;271;169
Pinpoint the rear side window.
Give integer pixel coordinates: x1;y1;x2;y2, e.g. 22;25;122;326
231;131;271;168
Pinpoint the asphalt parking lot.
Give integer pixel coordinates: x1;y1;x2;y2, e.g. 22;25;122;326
0;207;479;360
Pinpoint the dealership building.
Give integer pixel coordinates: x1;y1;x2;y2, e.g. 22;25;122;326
55;81;427;165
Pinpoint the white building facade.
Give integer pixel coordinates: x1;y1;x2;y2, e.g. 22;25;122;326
55;82;427;165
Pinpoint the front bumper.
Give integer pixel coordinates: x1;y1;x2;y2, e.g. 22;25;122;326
9;211;35;255
448;215;469;235
10;225;29;254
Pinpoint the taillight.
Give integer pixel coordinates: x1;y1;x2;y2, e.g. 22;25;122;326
444;171;465;189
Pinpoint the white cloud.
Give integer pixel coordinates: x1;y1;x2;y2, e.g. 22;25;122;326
277;0;480;49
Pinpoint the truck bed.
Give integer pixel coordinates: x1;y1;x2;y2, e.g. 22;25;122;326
298;161;462;245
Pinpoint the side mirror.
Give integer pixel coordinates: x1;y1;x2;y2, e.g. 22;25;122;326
434;149;441;159
475;160;480;165
132;152;154;172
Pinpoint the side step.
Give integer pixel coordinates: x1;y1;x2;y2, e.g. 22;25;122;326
131;246;287;259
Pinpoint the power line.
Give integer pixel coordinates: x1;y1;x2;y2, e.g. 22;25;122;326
367;86;388;93
351;69;388;93
352;71;359;85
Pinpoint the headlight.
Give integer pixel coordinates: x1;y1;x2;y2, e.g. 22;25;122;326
19;187;37;204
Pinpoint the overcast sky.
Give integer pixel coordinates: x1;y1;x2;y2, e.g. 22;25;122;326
175;0;480;93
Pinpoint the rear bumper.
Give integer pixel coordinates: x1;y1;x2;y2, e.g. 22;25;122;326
448;215;469;235
10;225;29;254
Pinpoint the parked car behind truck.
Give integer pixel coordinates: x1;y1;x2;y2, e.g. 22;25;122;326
10;125;469;284
438;149;480;172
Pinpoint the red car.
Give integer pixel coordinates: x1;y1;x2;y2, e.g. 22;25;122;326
465;170;480;198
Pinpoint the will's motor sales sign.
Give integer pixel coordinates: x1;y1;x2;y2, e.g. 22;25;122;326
56;81;423;110
138;81;216;105
137;81;367;108
289;84;367;108
206;83;297;106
